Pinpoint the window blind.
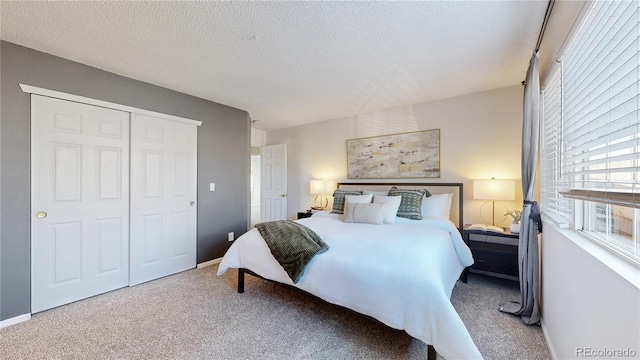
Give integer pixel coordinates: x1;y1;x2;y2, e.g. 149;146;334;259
559;0;639;208
541;65;572;225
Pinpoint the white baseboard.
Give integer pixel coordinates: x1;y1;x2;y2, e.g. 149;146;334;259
541;319;558;360
0;313;31;328
197;257;222;269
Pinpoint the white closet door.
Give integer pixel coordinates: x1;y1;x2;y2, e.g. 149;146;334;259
129;114;197;286
31;95;130;313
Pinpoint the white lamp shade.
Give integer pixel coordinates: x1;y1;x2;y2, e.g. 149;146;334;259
323;180;337;194
473;179;515;201
310;180;324;194
310;180;336;195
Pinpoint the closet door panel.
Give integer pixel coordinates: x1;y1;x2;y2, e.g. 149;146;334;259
142;213;163;264
96;147;122;200
130;114;197;286
52;221;83;283
97;217;125;274
31;95;130;313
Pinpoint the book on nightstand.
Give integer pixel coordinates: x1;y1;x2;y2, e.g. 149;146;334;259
467;224;504;233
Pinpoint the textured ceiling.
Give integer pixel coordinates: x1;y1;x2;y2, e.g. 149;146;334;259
1;1;547;130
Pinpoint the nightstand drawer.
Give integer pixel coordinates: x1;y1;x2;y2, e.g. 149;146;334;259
469;233;519;246
468;240;518;255
471;249;519;278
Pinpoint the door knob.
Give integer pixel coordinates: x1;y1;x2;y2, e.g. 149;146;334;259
190;201;195;206
36;211;47;219
281;194;287;198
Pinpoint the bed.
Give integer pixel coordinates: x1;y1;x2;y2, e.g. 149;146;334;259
217;182;482;359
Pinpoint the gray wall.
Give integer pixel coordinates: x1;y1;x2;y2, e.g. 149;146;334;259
0;41;250;321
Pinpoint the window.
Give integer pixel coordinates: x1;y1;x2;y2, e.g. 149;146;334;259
583;203;639;256
541;65;573;226
540;0;639;262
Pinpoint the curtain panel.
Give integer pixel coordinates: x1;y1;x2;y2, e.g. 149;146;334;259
500;51;541;325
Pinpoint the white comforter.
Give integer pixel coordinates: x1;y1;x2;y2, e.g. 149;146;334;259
217;212;482;359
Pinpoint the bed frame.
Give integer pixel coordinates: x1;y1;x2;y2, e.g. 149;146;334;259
237;182;464;360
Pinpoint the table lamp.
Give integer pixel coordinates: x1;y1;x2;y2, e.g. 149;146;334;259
310;179;336;210
473;178;515;225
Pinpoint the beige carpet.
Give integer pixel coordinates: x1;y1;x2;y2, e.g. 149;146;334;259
0;265;551;359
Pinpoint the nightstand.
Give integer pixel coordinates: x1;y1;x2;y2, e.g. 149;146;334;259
297;211;314;219
461;225;519;283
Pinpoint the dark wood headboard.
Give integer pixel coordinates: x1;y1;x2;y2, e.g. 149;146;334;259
337;182;464;231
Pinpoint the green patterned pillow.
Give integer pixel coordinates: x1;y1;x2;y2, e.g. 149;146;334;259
388;186;432;220
331;190;364;214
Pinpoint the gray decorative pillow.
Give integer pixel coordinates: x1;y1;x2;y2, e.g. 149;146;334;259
331;189;364;214
388;186;432;220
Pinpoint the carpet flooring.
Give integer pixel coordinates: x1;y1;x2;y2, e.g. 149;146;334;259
0;265;551;359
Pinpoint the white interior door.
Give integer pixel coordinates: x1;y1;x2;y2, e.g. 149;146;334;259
129;114;197;286
31;95;130;313
261;144;287;221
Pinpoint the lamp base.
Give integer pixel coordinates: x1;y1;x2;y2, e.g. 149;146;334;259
479;201;509;226
313;195;328;210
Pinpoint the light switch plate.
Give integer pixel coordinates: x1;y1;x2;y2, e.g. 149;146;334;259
210;183;215;191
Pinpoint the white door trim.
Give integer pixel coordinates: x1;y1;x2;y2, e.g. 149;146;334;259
20;84;202;127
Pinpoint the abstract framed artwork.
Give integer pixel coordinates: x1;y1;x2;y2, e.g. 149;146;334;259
347;129;440;179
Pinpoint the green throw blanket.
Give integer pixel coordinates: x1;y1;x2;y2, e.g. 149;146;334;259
256;220;329;283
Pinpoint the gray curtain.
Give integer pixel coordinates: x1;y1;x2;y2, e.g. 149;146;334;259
499;51;541;325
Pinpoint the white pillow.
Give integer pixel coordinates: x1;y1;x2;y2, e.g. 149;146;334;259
344;193;373;204
372;195;402;224
343;202;385;225
421;193;453;220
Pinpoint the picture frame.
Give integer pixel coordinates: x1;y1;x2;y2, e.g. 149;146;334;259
347;129;440;179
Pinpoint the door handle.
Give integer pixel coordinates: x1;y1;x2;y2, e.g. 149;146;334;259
190;201;195;206
36;211;47;219
281;194;287;198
